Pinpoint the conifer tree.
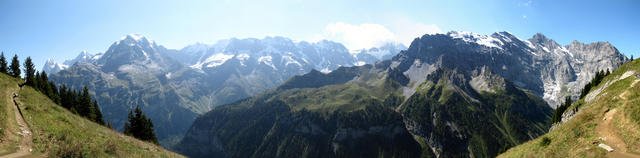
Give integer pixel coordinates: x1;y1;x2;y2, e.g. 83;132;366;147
34;71;41;91
60;85;72;109
70;89;79;114
93;100;105;125
552;96;572;123
0;52;7;74
9;54;20;78
124;106;159;144
50;82;61;104
40;71;53;98
23;57;36;86
79;86;95;119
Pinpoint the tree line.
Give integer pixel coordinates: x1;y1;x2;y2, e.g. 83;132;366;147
552;69;611;124
1;52;107;125
0;52;157;144
579;69;610;99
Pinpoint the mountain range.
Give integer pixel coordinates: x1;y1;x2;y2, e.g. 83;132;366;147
43;31;626;154
174;31;627;157
44;34;405;146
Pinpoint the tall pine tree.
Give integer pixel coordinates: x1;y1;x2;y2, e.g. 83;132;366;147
49;81;61;104
124;106;159;144
69;89;79;114
39;71;53;98
34;71;41;91
78;86;95;120
0;52;7;74
23;57;36;86
60;84;72;109
93;100;105;125
9;54;20;78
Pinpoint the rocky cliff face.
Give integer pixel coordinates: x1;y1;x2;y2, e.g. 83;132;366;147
395;31;626;108
529;34;627;107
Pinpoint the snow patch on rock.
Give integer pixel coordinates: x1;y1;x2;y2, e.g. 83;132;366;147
448;31;504;49
258;56;277;70
190;53;234;69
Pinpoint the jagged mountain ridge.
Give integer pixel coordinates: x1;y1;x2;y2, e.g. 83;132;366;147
171;37;406;73
175;32;562;157
42;51;102;73
47;34;404;146
176;31;628;157
394;31;626;108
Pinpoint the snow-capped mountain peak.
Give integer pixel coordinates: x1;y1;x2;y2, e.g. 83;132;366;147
176;36;407;74
42;58;69;73
63;51;100;65
94;34;182;73
115;34;156;47
447;31;505;49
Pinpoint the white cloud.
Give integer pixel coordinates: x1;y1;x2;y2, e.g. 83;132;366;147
522;15;527;19
317;21;441;50
391;20;442;47
321;22;396;50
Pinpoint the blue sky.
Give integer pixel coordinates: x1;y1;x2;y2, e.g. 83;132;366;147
0;0;638;70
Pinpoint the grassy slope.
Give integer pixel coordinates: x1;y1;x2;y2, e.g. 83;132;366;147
0;73;183;157
499;60;640;157
0;74;22;155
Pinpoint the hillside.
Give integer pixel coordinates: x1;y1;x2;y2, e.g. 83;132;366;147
499;60;640;157
0;73;183;157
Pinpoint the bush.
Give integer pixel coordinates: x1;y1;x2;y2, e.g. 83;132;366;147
539;137;551;147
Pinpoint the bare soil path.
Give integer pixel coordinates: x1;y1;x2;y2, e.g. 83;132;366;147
0;90;35;158
595;78;640;158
